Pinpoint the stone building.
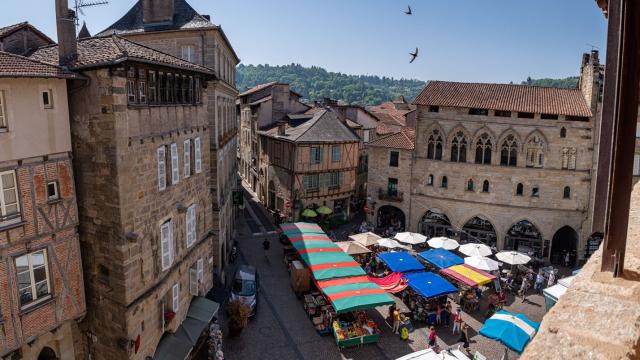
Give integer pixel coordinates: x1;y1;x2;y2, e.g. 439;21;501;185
30;1;221;358
0;22;54;55
258;109;360;221
404;51;603;265
0;52;86;358
97;0;240;279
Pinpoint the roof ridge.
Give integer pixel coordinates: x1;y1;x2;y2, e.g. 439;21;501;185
428;79;580;91
0;50;67;70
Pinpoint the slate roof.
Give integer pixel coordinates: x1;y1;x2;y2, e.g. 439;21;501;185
0;22;55;44
0;51;80;79
78;22;91;39
261;109;359;143
30;35;214;75
414;81;593;117
368;129;415;150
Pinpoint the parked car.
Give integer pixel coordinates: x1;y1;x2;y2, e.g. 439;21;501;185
230;265;259;316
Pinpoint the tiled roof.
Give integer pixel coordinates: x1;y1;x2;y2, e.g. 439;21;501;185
29;35;214;75
0;22;55;44
239;81;279;97
261;109;359;143
0;51;80;79
375;122;395;135
368;129;415;150
414;81;593;117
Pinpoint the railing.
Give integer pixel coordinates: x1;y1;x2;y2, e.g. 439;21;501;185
378;188;403;202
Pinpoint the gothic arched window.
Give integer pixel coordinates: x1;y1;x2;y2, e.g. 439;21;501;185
563;186;571;199
467;179;474;191
475;133;492;165
516;183;524;196
450;131;467;163
482;180;490;193
526;135;545;168
500;135;518;167
427;174;434;186
441;176;448;189
560;127;567;138
427;130;443;160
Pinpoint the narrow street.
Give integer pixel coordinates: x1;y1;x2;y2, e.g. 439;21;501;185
222;187;546;360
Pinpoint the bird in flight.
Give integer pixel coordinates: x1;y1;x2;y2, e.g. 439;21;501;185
405;5;412;15
410;48;419;63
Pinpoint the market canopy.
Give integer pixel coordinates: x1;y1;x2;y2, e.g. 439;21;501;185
479;310;540;354
280;223;326;236
378;252;425;273
336;241;372;255
406;272;457;299
427;237;460;250
440;264;496;287
417;248;464;270
317;276;394;314
458;243;493;257
367;272;408;293
464;256;500;272
394;232;427;245
349;232;383;247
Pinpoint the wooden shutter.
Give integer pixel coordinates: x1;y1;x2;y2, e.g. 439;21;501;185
195;137;202;174
0;91;5;128
197;258;204;282
170;143;179;185
184;140;191;178
172;284;179;312
186;204;196;247
161;221;172;270
189;268;198;296
157;146;166;191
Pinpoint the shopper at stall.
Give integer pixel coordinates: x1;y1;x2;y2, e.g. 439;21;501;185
452;308;462;334
535;271;545;294
428;326;438;349
459;322;470;353
392;306;401;334
548;271;556;287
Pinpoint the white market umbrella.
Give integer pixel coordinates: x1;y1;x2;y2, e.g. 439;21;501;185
465;256;500;271
349;232;382;247
394;232;427;245
427;237;460;250
336;241;372;255
377;238;410;250
495;251;532;265
459;243;493;257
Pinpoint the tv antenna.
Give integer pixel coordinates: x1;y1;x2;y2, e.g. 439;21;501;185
587;43;601;51
74;0;109;26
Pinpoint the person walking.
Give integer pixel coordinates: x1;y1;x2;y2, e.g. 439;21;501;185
444;302;452;326
548;271;556;287
428;326;438;350
452;308;462;334
392;306;401;334
535;272;545;294
436;303;442;325
459;322;470;353
263;238;271;261
519;277;529;301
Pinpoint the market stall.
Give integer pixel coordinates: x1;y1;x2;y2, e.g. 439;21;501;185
417;248;464;270
440;264;497;312
479;310;540;354
367;272;408;293
377;252;426;274
542;275;575;311
403;272;457;324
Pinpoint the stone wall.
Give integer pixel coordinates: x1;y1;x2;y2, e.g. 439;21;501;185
366;146;412;228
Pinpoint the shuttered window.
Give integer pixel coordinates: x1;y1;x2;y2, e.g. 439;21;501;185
0;170;20;226
172;283;180;312
0;91;6;128
170;143;179;185
160;220;173;271
303;174;319;191
310;147;322;164
184;140;191;178
189;268;198;296
329;172;342;188
194;137;202;174
197;258;204;282
157;146;167;191
186;204;196;248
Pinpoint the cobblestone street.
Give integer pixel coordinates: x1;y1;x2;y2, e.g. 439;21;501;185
221;190;546;360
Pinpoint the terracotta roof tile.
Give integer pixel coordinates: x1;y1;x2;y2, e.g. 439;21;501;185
0;51;79;79
238;81;278;97
29;36;214;75
0;22;55;44
414;81;592;117
367;129;415;150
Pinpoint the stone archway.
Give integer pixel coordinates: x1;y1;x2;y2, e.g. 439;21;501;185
419;209;454;238
376;205;406;232
550;226;579;266
38;347;57;360
505;220;544;259
460;216;497;248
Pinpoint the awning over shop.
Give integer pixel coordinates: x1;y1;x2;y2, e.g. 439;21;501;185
367;272;408;293
280;222;325;234
309;261;366;280
418;248;464;270
153;332;193;360
378;252;425;273
180;317;208;346
405;272;457;299
317;276;394;314
440;264;496;287
187;296;220;323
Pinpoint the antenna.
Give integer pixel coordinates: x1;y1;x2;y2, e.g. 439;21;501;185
74;0;109;26
586;43;601;51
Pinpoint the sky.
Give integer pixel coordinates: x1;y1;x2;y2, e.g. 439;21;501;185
0;0;608;83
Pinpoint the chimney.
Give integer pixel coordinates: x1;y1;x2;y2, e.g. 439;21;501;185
55;0;77;65
143;0;175;25
277;122;286;136
578;50;601;114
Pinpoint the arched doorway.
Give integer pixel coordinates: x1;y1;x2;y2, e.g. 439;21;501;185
460;216;497;248
268;181;276;210
505;220;543;258
376;206;405;233
38;347;57;360
551;226;579;266
419;210;454;238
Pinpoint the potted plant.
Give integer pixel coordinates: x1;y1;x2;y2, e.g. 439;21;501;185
164;310;175;324
227;300;250;337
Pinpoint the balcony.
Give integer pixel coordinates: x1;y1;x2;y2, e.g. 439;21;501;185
378;188;403;202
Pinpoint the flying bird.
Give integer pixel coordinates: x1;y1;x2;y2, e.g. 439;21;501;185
405;5;412;15
409;48;419;63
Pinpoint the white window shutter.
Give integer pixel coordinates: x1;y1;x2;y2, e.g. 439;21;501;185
170;143;179;184
161;301;166;330
635;154;640;175
172;284;179;312
189;268;198;296
195;137;202;174
157;146;166;191
186;205;196;248
161;222;171;271
169;220;175;265
184;140;191;178
191;205;197;245
197;258;204;282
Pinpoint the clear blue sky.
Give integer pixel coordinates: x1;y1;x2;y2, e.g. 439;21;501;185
0;0;607;83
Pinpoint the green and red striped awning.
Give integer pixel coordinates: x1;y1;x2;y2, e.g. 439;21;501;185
316;276;394;314
280;223;326;236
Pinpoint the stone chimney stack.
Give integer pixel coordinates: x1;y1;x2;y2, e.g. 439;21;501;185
55;0;77;65
578;49;602;114
143;0;175;24
277;122;286;136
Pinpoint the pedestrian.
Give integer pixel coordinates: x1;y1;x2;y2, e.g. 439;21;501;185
392;306;401;334
535;272;545;294
548;271;556;287
436;303;442;325
428;326;437;349
444;302;452;326
498;290;506;309
459;322;470;353
519;278;529;301
452;307;462;334
388;304;396;324
262;238;270;260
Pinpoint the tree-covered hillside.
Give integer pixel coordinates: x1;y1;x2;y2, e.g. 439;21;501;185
236;63;426;106
521;76;580;88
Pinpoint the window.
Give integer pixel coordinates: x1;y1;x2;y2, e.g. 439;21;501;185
427;174;434;186
469;108;488;116
183;140;191;178
560;127;567;138
427;129;443;160
303;174;319;191
482;180;490;193
181;75;188;103
541;113;558;120
531;186;540;197
517;112;535;119
441;176;448;189
15;250;50;307
429;106;439;113
500;135;518;167
563;147;577;170
494;110;511;117
634;154;640;175
172;283;180;312
310;147;322;164
568;148;577;170
194;137;202;174
467;179;474;191
566;116;589;122
46;182;58;201
170;143;179;185
387;178;398;196
474;133;492;165
516;183;524;196
0;170;21;226
127;80;136;104
186;204;196;248
450;131;467;162
181;45;195;62
138;81;147;104
160;220;174;271
42;90;53;109
331;145;341;162
563;186;571;199
148;71;157;104
157;146;167;191
167;74;174;103
0;91;6;129
389;151;399;167
190;266;198;296
525;135;544;168
188;76;194;103
195;78;202;103
159;72;166;103
197;258;204;286
329;172;341;188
